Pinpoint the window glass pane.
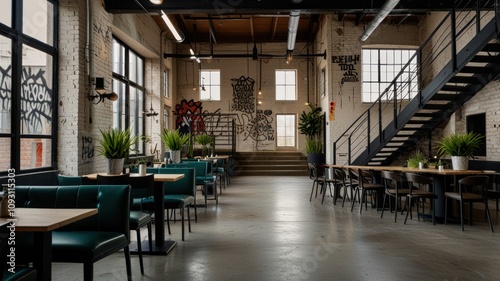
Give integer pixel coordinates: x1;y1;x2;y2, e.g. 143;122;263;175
275;70;296;101
112;79;126;129
362;48;416;102
20;138;51;169
276;114;295;147
112;39;126;75
0;36;12;134
129;52;137;84
23;0;54;45
0;1;11;27
21;45;53;135
200;70;220;101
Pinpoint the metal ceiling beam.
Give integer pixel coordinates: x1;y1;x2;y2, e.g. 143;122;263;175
104;0;470;14
163;50;327;60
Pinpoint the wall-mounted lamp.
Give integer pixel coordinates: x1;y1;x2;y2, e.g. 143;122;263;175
88;77;118;104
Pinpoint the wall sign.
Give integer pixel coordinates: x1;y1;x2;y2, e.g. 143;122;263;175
332;55;360;85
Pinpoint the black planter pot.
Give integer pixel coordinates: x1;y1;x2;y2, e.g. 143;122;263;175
307;153;324;164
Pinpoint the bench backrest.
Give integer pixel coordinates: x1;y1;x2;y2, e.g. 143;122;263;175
15;185;130;239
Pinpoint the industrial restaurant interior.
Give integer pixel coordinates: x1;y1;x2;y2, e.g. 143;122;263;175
1;0;500;280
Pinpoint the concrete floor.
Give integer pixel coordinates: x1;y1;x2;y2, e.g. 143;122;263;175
53;176;500;281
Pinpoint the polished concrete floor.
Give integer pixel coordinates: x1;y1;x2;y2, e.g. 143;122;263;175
53;176;500;281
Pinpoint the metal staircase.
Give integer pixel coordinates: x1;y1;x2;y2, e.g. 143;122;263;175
333;0;500;166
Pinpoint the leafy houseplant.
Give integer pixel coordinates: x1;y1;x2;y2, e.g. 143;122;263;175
161;128;189;163
97;127;138;174
298;104;323;163
436;131;484;170
195;133;214;157
407;150;428;168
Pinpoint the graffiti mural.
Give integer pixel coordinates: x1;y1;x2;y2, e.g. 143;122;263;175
231;76;255;113
236;109;274;141
174;99;205;134
332;55;360;85
0;65;11;112
20;67;53;134
81;136;94;164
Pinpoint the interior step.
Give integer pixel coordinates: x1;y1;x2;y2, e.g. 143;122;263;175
233;151;308;176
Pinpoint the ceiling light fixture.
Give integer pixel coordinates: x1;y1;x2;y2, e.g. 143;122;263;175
149;0;163;4
88;77;118;104
161;11;184;42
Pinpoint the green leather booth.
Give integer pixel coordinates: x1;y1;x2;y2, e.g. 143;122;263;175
15;185;132;281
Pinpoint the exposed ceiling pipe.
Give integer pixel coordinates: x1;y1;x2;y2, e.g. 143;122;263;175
287;10;300;51
359;0;400;41
163;50;327;60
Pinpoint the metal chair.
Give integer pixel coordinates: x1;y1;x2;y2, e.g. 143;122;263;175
380;170;411;222
350;169;384;213
444;175;493;232
404;173;438;225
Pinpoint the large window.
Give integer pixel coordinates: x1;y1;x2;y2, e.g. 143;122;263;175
112;38;145;155
275;70;297;101
200;69;220;101
0;0;57;174
276;114;296;147
362;48;417;103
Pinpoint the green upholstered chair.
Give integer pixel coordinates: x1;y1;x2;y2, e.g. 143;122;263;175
97;173;153;274
143;168;196;241
183;161;218;206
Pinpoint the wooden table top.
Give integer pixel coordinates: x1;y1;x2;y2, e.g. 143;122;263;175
84;173;184;182
0;208;98;232
323;164;492;176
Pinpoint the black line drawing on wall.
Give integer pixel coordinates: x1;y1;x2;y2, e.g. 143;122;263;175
231;76;255;113
82;136;94;163
20;67;53;134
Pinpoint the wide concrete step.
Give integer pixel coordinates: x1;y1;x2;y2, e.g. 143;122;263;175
232;151;308;176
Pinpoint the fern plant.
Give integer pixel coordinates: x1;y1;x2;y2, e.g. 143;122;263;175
407;150;428;168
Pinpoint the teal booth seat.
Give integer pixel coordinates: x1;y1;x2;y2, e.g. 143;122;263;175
142;168;196;241
15;185;132;281
146;167;159;174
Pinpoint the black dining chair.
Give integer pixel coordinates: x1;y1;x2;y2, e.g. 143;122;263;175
404;173;438;225
97;173;154;274
380;170;411;222
444;175;494;232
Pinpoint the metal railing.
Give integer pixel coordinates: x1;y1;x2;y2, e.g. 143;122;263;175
333;0;499;165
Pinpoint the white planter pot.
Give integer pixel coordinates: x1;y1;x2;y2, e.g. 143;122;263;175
170;150;181;163
451;156;469;170
106;158;125;175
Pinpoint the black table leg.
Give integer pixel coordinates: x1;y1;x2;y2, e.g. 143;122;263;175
33;231;51;281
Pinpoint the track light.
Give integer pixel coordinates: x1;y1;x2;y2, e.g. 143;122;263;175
161;11;184;42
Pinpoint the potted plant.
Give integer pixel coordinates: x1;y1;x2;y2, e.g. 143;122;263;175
436;131;484;170
407;150;428;169
195;133;214;158
161;128;189;163
298;104;324;163
97;127;138;174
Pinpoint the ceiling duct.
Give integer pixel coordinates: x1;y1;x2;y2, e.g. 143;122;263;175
287;10;300;51
359;0;400;41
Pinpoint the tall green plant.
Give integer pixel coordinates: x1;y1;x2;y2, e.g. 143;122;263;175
299;104;323;154
97;127;138;159
195;133;214;147
298;104;322;141
436;132;484;158
161;128;189;151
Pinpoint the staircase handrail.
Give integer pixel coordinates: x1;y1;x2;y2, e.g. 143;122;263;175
333;0;498;165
